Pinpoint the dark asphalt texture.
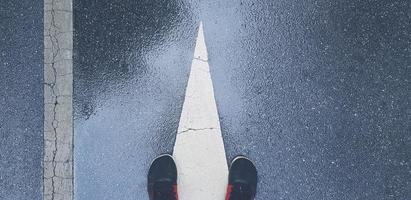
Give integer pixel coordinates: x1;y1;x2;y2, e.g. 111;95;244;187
74;0;411;200
203;1;411;199
0;0;43;199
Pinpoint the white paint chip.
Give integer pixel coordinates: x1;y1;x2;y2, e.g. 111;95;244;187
173;23;228;200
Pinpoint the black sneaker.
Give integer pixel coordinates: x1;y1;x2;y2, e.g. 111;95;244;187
147;154;178;200
225;156;257;200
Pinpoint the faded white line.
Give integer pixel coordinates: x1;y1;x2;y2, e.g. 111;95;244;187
44;0;73;199
173;23;228;200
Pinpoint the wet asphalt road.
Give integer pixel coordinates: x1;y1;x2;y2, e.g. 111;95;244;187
204;1;411;199
0;0;43;199
74;0;411;199
74;1;197;199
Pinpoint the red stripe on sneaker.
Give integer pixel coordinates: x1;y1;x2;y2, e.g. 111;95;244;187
173;185;179;200
225;185;234;200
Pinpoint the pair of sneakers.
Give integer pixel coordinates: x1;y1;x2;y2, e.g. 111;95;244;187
147;154;257;200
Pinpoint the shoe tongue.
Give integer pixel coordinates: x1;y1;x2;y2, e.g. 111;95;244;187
155;178;174;183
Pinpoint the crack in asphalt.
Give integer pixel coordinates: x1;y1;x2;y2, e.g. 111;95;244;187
178;127;217;134
44;0;73;199
193;57;208;62
45;2;59;198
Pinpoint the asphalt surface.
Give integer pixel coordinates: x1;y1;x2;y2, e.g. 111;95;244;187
203;1;411;199
0;0;43;199
74;0;411;200
73;1;196;199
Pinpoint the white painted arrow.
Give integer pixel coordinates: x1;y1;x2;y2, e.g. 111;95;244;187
173;22;228;200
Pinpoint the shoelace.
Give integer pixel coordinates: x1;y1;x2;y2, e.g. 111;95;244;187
227;183;254;200
153;182;178;200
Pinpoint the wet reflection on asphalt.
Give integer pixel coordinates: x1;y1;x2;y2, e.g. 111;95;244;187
74;1;411;199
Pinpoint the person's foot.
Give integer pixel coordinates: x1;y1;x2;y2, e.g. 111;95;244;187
147;154;178;200
225;156;257;200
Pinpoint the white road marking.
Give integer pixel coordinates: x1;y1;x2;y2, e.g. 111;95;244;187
44;0;73;199
173;22;228;200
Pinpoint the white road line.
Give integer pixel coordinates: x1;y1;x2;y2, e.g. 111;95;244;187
44;0;73;199
173;22;228;200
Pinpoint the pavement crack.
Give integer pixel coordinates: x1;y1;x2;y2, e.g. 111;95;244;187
43;0;74;198
193;57;208;62
44;0;64;199
178;127;217;134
